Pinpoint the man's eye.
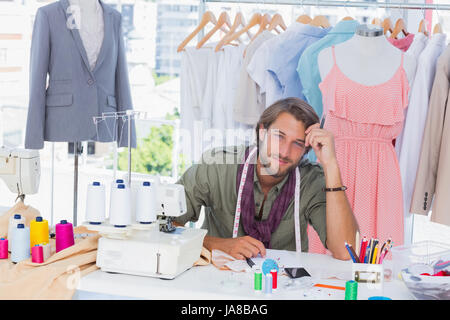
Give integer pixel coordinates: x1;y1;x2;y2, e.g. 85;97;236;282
294;142;305;148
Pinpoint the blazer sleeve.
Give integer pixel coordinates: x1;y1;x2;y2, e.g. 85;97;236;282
25;9;51;150
410;53;450;214
115;14;136;148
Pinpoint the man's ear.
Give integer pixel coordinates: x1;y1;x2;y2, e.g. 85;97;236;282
258;125;266;142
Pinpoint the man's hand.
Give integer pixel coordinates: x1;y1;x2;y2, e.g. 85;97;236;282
204;235;266;260
305;123;337;167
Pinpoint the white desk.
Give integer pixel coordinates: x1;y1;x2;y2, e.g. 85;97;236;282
78;251;415;300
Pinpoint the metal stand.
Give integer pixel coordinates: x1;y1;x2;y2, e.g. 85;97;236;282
73;141;83;227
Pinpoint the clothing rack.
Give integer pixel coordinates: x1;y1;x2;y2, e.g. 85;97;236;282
201;0;450;11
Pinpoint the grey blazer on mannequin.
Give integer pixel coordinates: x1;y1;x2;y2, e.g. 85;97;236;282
25;0;136;149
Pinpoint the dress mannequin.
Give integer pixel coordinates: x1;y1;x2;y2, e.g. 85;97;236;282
318;29;416;86
69;0;104;71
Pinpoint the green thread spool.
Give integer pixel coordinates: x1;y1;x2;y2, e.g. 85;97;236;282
345;280;358;300
254;268;262;291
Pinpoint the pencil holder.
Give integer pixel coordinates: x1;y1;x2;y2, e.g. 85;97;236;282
351;263;384;300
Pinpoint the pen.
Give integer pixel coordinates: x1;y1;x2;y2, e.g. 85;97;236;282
348;243;360;263
246;257;255;269
345;242;358;263
364;239;372;264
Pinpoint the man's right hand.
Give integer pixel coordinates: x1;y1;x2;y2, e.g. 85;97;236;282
204;235;266;260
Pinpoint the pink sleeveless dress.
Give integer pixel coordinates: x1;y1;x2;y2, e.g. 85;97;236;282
310;46;409;254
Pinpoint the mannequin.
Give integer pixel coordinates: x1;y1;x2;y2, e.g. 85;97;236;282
318;26;416;86
69;0;104;71
69;0;104;225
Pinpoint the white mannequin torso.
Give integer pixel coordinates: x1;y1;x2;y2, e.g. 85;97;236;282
318;33;416;86
69;0;104;71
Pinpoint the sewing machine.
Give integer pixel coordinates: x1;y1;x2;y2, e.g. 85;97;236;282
88;183;207;280
0;147;41;200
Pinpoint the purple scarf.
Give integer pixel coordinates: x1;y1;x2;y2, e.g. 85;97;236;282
236;147;297;248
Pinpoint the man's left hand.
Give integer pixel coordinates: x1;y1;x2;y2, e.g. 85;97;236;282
305;123;337;167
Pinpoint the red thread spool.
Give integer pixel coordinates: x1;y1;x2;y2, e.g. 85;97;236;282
270;269;277;290
0;238;8;259
31;244;44;263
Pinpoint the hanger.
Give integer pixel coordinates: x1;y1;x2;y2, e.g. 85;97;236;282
418;19;429;36
296;14;312;24
268;13;287;34
433;23;442;34
309;15;330;28
216;12;262;52
296;0;312;24
215;12;250;52
390;18;409;39
196;12;232;49
382;17;393;35
178;11;218;52
371;18;382;26
251;13;271;41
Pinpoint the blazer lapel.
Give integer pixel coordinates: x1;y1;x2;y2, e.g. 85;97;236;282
92;1;112;73
59;0;93;77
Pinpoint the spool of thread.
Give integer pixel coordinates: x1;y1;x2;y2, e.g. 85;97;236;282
40;243;52;260
85;181;106;225
55;220;75;253
8;214;25;251
109;184;131;227
31;244;44;263
11;224;30;263
254;268;262;292
265;273;273;295
270;269;278;290
345;280;358;300
0;238;8;259
135;181;158;224
30;216;49;249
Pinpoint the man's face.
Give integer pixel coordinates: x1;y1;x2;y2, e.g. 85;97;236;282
259;112;307;178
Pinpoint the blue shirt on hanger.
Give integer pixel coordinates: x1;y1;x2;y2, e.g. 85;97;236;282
297;20;360;119
266;24;330;103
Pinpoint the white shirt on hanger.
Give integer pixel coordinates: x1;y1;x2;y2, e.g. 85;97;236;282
212;44;252;149
395;32;430;156
180;44;218;163
396;33;447;243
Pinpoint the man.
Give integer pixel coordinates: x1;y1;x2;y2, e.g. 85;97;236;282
175;98;359;260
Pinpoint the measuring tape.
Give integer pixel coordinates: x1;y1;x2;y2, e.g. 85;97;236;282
233;147;302;253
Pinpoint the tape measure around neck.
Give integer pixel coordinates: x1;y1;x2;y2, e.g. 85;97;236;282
233;147;302;253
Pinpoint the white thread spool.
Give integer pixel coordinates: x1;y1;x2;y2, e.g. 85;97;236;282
109;184;131;227
41;243;52;261
135;181;158;224
8;214;25;252
85;181;106;224
11;224;30;263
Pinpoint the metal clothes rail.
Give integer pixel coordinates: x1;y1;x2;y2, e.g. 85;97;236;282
200;0;450;11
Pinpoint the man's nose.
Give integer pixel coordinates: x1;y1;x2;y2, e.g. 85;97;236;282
278;141;291;159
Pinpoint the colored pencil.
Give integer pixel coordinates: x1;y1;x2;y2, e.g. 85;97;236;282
371;245;378;264
359;237;367;262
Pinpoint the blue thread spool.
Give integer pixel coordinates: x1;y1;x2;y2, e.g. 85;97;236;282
265;273;273;295
262;258;279;275
11;224;30;263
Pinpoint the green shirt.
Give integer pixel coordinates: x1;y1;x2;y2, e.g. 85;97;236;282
175;145;327;252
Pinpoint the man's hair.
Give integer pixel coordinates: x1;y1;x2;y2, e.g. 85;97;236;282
256;97;320;155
